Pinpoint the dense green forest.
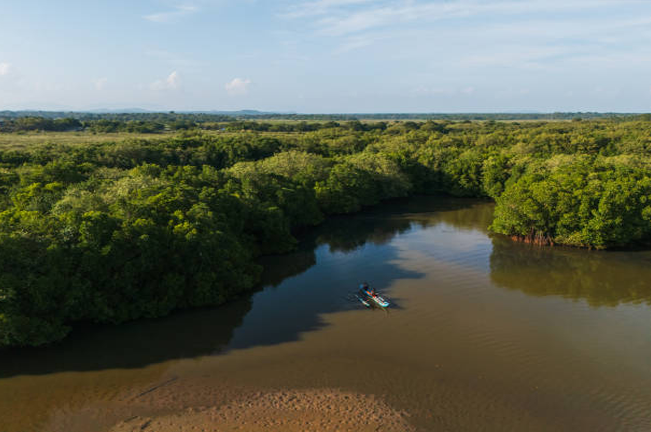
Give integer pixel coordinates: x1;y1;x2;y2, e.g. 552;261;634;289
1;118;651;347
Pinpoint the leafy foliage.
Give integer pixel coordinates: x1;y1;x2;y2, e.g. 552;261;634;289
2;118;651;346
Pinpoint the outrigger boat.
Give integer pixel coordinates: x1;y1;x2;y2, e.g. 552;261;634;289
359;284;390;308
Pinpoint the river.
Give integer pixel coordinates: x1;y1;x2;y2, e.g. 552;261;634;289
1;197;651;431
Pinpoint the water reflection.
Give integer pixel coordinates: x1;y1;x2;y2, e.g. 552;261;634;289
490;235;651;307
259;195;488;290
314;196;493;253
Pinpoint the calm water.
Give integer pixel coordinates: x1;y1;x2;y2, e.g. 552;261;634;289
2;197;651;431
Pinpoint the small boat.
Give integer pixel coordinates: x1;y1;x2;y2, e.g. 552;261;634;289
359;284;390;308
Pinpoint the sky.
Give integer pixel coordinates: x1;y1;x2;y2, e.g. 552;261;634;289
1;0;651;113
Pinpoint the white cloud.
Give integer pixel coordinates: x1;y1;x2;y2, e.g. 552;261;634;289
151;71;180;90
284;0;646;36
225;78;251;95
144;5;198;23
0;62;11;76
93;77;108;90
167;71;180;88
280;0;651;79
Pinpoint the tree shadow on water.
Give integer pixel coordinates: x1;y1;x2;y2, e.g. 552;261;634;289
0;196;481;377
0;298;254;379
222;204;425;351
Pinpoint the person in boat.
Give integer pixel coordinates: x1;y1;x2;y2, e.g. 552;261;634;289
361;282;376;296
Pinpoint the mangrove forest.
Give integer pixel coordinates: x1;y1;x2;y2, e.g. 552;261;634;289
2;117;651;347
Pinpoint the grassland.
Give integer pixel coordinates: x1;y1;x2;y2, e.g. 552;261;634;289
0;132;170;151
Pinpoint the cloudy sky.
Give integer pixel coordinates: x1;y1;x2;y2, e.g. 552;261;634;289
1;0;651;112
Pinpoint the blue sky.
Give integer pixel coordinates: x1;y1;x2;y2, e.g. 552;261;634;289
1;0;651;112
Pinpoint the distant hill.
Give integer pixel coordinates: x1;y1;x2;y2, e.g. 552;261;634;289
179;110;296;116
0;109;294;120
85;109;292;115
86;108;154;114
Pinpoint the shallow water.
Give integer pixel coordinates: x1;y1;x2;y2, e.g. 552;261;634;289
1;197;651;431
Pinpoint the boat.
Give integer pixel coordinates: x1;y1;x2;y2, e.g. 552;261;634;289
359;284;390;308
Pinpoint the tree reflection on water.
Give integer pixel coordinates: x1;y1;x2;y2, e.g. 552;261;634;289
489;235;651;307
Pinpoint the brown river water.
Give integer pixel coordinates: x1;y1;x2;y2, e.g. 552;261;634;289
1;197;651;431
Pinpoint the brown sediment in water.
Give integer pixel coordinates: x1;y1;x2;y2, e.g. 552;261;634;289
108;388;415;432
